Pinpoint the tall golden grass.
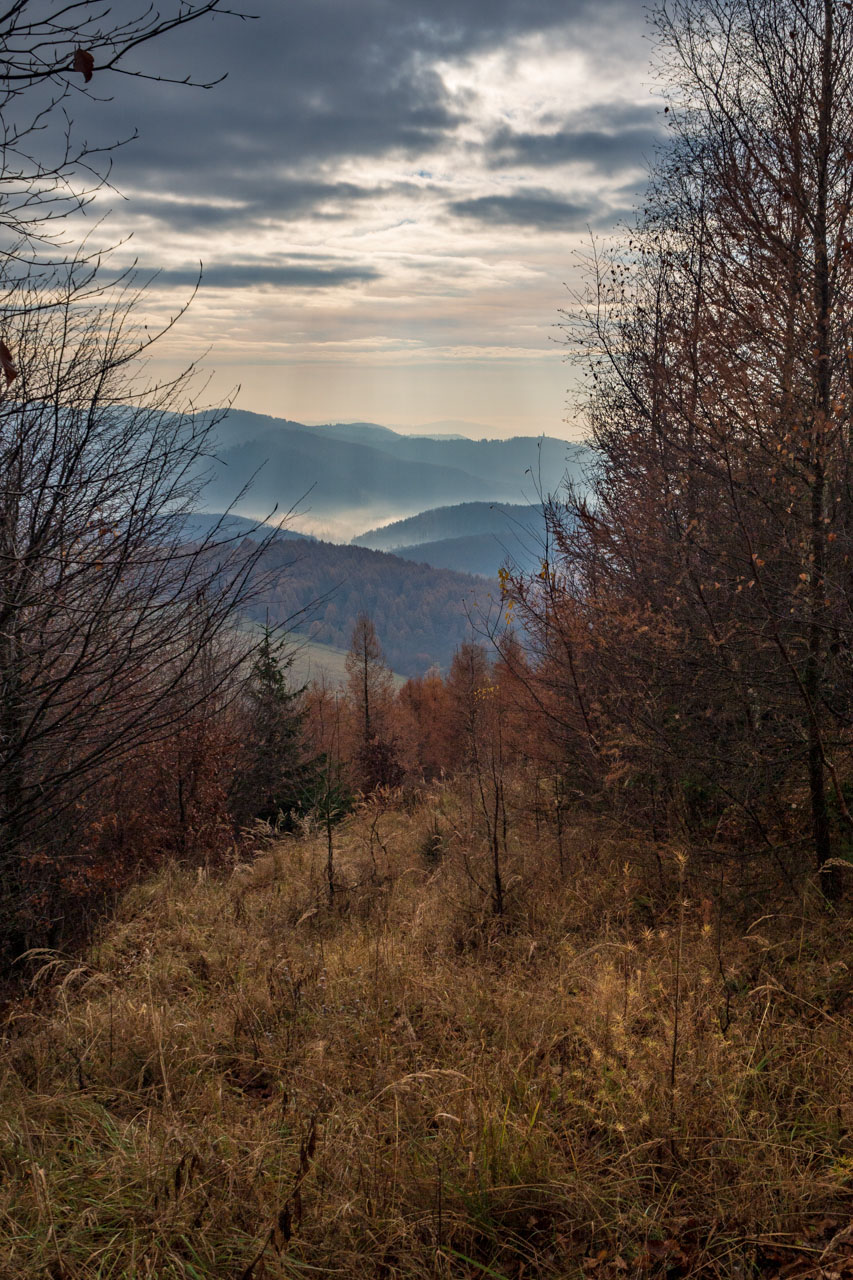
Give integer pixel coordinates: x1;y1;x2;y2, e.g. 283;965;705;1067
2;781;852;1278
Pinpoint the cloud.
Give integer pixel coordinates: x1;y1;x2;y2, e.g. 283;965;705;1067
70;0;653;271
77;0;644;206
141;262;382;289
449;190;595;230
485;111;663;176
58;0;654;433
125;180;399;231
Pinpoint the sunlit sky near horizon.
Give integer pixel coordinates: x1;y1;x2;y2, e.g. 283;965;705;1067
73;0;660;440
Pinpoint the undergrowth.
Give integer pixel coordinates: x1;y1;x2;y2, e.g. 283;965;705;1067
2;782;853;1278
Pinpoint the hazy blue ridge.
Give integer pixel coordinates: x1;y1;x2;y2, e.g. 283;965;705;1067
352;501;544;549
316;420;584;491
201;425;495;515
199;411;587;520
388;533;542;578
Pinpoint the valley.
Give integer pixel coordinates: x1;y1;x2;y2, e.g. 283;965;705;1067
193;414;583;674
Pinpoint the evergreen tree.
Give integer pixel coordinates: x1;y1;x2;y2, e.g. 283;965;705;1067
233;629;319;829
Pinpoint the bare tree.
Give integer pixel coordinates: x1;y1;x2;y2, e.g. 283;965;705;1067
0;2;291;962
447;641;507;915
0;262;279;956
0;0;247;260
345;614;401;792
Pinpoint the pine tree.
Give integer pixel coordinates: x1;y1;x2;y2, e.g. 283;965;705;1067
233;629;319;829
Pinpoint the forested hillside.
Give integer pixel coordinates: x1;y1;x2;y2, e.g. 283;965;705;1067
240;535;493;674
388;532;517;577
352;501;543;549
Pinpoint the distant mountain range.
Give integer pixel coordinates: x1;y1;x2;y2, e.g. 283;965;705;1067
200;411;587;537
184;413;588;674
352;502;547;578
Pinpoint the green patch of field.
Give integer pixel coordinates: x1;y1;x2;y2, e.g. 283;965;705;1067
233;618;406;689
288;635;407;689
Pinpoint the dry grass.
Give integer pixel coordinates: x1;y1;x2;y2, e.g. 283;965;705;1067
2;782;853;1278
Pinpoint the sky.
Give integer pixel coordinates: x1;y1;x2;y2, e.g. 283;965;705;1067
71;0;661;439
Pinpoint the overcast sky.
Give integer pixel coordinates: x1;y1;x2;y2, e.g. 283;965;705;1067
74;0;660;438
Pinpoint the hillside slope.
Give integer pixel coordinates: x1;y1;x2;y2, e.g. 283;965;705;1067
179;512;309;543
316;420;584;492
201;430;493;521
353;501;547;576
4;796;850;1280
240;536;495;675
389;533;532;577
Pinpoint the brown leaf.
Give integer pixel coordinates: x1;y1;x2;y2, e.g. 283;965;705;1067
646;1239;679;1259
0;341;17;385
73;48;94;82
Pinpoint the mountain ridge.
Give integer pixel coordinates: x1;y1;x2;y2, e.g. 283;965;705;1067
350;500;547;577
200;411;586;537
352;501;544;549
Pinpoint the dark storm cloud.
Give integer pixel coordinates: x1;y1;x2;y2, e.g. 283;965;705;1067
144;262;381;289
77;0;642;228
126;180;407;231
449;190;595;230
128;198;253;230
485;104;664;175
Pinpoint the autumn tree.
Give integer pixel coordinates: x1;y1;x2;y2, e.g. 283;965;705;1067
395;667;455;780
504;0;853;889
645;0;853;882
345;613;401;792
